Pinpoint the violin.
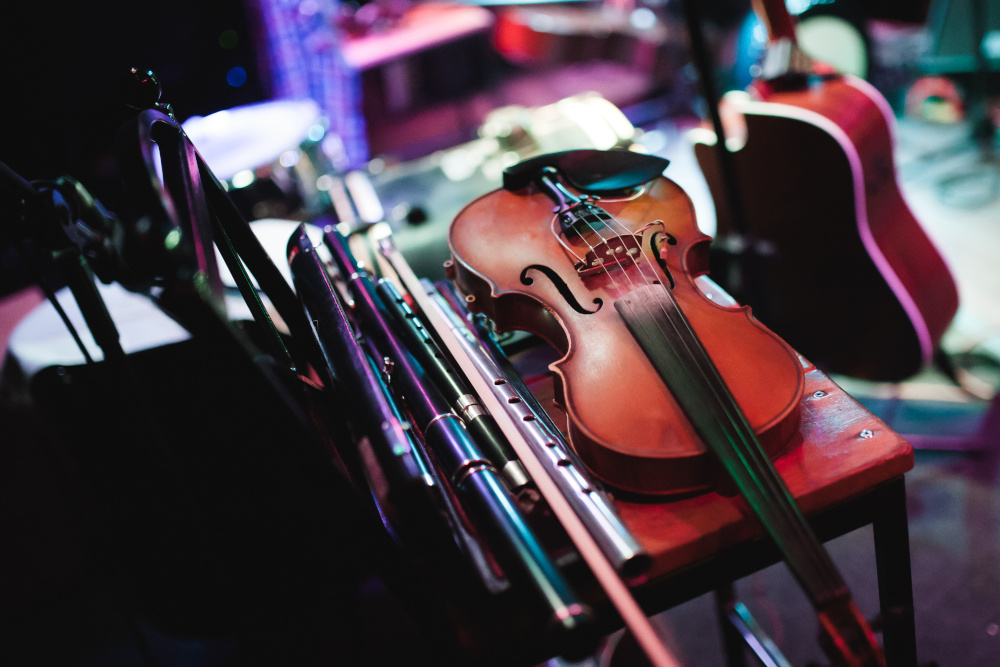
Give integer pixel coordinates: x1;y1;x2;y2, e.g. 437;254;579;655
447;149;885;666
446;149;803;497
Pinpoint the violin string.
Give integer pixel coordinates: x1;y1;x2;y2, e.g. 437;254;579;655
577;207;645;295
549;187;841;598
571;209;772;512
570;193;783;502
551;214;589;266
594;204;809;515
579;189;841;593
583;203;804;524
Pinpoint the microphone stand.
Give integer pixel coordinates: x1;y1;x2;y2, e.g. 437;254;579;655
680;0;770;319
0;162;125;363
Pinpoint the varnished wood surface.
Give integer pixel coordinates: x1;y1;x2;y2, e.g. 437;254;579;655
449;176;803;496
693;76;959;382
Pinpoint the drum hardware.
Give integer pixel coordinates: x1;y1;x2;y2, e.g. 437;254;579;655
479;92;639;160
324;169;386;236
116;68;328;379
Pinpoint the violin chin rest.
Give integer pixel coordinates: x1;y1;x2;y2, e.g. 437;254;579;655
502;149;670;195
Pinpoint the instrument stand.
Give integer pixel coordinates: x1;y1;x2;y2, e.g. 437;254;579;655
1;69;384;646
114;68;328;380
0;163;125;363
715;583;791;667
679;0;774;320
0;160;194;523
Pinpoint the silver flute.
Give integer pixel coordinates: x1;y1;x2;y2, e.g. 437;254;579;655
375;231;649;579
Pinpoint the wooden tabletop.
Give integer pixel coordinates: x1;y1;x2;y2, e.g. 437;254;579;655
517;350;915;581
614;359;914;579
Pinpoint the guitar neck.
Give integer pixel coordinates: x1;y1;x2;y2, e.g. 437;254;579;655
750;0;822;86
751;0;797;43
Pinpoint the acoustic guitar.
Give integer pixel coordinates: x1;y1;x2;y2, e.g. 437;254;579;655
691;0;959;382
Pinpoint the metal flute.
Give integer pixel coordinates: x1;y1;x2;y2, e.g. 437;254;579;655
422;277;650;580
367;228;646;578
373;234;682;667
323;228;589;637
374;278;530;492
286;225;427;489
375;233;684;667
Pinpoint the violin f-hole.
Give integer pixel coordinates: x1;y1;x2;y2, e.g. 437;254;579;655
520;264;603;315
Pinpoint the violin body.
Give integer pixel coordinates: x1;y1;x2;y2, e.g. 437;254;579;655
447;173;804;496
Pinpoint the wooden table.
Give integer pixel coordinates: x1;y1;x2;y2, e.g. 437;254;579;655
520;353;917;665
616;358;913;577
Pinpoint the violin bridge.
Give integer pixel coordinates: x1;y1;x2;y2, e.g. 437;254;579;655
575;233;642;276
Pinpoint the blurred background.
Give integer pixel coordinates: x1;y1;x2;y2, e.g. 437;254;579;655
1;0;998;665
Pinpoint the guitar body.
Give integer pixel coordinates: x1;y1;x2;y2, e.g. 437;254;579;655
693;75;958;381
